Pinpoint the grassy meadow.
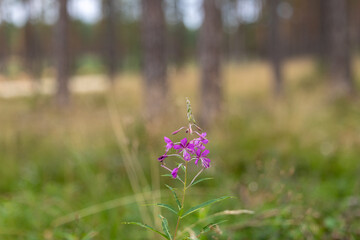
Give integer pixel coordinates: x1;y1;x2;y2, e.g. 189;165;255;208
0;58;360;239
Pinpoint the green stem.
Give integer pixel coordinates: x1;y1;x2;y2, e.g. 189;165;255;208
173;161;187;240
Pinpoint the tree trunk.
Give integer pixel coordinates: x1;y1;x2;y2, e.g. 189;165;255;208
55;0;70;106
319;0;328;61
170;0;186;69
268;0;283;96
22;0;42;80
141;0;167;119
328;0;354;95
199;0;223;126
102;0;118;82
0;2;8;74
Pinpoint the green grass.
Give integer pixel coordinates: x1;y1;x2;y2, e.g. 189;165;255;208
0;59;360;239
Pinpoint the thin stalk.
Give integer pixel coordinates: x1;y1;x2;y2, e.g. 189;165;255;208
173;161;188;240
187;168;204;189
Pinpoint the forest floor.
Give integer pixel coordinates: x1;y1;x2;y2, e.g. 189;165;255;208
0;58;360;239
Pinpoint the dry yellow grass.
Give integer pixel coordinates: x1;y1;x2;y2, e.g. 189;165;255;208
0;57;354;150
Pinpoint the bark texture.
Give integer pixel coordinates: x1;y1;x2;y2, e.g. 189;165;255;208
141;0;167;119
199;0;223;126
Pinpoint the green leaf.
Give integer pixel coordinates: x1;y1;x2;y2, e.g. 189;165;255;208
181;196;232;219
156;203;178;215
159;215;172;240
165;184;182;209
189;178;213;188
180;164;186;173
178;208;185;217
122;222;169;239
200;220;228;235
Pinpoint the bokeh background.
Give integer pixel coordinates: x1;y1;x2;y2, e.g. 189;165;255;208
1;0;360;239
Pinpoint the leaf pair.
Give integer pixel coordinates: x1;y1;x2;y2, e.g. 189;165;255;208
123;215;173;240
158;195;232;219
181;196;232;218
122;222;169;239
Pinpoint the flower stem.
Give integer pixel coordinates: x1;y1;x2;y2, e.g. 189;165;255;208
173;161;187;240
187;168;204;189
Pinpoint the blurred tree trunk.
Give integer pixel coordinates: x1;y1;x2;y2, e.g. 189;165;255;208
141;0;167;119
168;0;186;70
268;0;283;96
0;0;10;75
55;0;70;106
22;0;42;80
319;0;328;61
199;0;222;126
234;23;245;62
102;0;118;82
328;0;354;95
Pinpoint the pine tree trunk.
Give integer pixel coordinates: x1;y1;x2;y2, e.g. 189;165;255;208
319;0;329;62
328;0;354;95
23;0;42;80
141;0;167;119
168;0;186;70
199;0;222;126
55;0;70;106
102;0;118;82
268;0;283;96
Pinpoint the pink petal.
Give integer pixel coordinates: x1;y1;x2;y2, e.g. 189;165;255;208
164;136;172;144
180;138;188;147
173;144;182;150
202;149;210;156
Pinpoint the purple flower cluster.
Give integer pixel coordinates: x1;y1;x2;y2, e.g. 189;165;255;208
158;125;211;179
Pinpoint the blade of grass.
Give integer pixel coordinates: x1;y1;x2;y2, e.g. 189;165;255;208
107;90;151;225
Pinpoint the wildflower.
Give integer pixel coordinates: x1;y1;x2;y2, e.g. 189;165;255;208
158;154;168;162
172;127;185;135
197;132;209;144
195;149;211;168
171;167;179;178
173;138;194;161
164;137;174;152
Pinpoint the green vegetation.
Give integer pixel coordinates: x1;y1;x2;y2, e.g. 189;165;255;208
0;61;359;239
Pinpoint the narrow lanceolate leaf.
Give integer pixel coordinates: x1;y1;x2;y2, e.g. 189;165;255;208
189;178;213;188
200;220;228;235
165;184;181;209
181;196;232;219
156;203;178;215
159;215;172;240
121;222;169;239
180;164;186;173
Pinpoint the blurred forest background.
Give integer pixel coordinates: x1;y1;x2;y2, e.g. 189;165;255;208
1;0;360;239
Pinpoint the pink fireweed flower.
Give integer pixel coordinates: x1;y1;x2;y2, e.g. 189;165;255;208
173;138;194;161
158;154;168;162
164;136;174;152
171;167;179;178
190;132;208;151
195;149;211;168
197;132;209;144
